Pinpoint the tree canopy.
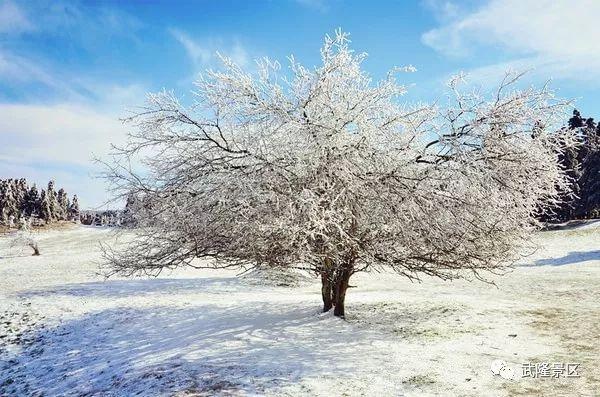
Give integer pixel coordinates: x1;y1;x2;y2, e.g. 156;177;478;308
103;31;575;317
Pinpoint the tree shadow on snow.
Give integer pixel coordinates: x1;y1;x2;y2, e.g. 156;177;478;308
0;301;366;396
0;253;35;259
534;250;600;266
17;277;265;299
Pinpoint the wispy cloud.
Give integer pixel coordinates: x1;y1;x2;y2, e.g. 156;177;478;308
169;28;250;70
169;28;213;66
422;0;600;83
0;102;131;208
423;0;600;58
0;49;82;100
0;1;146;101
1;1;143;46
0;47;145;168
0;1;147;207
0;0;33;34
421;0;461;22
0;103;128;166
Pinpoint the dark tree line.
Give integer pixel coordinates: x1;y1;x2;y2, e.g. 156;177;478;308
0;179;79;227
546;110;600;221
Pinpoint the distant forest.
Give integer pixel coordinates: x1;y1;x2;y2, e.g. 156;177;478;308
0;179;129;229
0;179;79;227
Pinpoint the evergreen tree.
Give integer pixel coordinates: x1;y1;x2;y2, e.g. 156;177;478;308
46;181;59;221
15;178;27;219
39;189;52;223
568;109;584;129
69;195;80;221
549;109;600;221
574;119;600;219
0;178;80;227
22;184;40;217
122;193;139;226
1;179;19;225
57;188;69;220
0;180;8;225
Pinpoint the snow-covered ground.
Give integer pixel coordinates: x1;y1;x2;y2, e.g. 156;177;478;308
1;223;599;396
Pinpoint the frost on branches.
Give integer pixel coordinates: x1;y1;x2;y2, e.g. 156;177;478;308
102;31;574;317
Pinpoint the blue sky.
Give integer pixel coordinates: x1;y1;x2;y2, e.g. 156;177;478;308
2;0;600;208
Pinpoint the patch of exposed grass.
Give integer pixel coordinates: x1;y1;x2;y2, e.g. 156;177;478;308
506;306;600;396
348;302;482;340
402;373;437;386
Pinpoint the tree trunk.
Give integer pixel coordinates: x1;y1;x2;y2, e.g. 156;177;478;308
331;271;338;308
321;272;333;312
333;268;352;318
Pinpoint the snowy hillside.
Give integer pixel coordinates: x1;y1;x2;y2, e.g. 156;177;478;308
1;223;599;396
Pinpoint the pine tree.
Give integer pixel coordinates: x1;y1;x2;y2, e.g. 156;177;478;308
550;110;600;221
57;188;69;220
0;180;8;225
574;118;600;219
1;179;19;226
39;189;52;223
69;195;80;221
1;178;80;227
14;178;27;219
568;109;584;129
46;181;59;221
22;184;40;218
122;193;138;226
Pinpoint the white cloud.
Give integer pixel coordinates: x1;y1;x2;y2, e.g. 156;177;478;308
0;46;148;107
0;102;133;208
0;0;33;34
169;28;212;66
421;0;461;22
0;2;146;208
422;0;600;81
423;0;600;58
0;103;128;167
169;28;250;70
0;24;148;208
0;1;143;49
0;50;82;99
0;68;148;207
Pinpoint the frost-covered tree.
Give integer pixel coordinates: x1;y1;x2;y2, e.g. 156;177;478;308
38;189;52;223
121;193;140;227
543;109;600;221
578;148;600;218
57;188;69;220
0;179;19;225
14;178;27;218
103;31;574;317
0;180;9;225
12;217;40;256
46;181;60;221
0;179;75;227
69;195;80;221
22;184;40;218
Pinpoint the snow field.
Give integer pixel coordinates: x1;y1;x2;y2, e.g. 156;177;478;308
1;223;599;396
